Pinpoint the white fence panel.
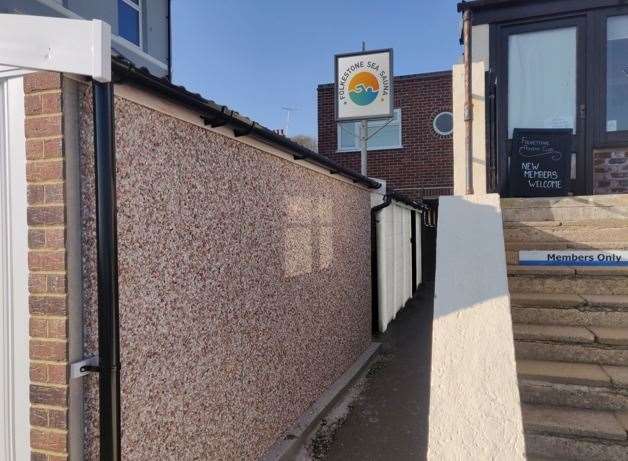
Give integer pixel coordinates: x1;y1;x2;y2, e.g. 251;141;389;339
373;193;423;333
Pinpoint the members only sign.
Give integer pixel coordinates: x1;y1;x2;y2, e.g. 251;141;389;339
335;49;393;121
520;250;628;267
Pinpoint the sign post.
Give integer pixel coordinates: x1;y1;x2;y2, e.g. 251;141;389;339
335;48;393;176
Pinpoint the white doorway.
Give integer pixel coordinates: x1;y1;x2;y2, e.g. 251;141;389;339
0;75;30;460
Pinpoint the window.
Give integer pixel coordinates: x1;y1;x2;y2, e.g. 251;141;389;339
118;0;142;47
337;109;402;152
606;15;628;133
433;111;453;136
507;27;577;138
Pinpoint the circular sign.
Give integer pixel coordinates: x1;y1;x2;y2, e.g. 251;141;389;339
348;71;380;106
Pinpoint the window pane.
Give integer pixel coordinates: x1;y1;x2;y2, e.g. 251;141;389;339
339;122;357;150
118;0;140;46
368;110;401;148
369;124;400;149
508;27;577;137
607;15;628;132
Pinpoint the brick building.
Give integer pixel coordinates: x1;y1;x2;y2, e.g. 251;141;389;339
318;71;453;199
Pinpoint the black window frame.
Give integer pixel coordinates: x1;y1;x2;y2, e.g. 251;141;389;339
594;5;628;147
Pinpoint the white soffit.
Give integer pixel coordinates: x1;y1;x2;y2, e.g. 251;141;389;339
0;14;111;82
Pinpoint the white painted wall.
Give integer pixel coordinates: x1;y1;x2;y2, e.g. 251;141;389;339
372;190;422;333
0;76;30;461
428;194;525;460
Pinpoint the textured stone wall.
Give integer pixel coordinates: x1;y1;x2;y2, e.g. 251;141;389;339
24;72;70;461
594;149;628;195
79;87;372;459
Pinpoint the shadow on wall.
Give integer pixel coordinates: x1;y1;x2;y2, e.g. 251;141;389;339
283;196;335;277
433;197;509;319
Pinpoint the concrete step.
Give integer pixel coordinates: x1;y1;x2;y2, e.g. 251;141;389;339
525;433;628;461
516;340;628;367
511;293;628;309
512;306;628;328
513;324;595;344
501;194;628;222
589;327;628;346
518;360;614;387
508;266;628;277
504;220;628;244
508;273;628;295
520;379;628;412
522;405;628;460
522;403;628;440
517;360;628;412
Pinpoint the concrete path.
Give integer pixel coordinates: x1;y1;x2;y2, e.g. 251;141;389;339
303;285;434;461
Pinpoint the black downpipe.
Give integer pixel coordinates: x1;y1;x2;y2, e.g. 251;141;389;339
93;81;121;461
370;195;392;334
411;211;417;291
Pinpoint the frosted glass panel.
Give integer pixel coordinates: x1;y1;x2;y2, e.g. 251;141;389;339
607;15;628;132
508;27;577;137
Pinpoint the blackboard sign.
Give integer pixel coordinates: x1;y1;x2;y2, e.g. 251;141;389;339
509;128;572;198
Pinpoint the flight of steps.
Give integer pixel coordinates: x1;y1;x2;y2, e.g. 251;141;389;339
502;195;628;460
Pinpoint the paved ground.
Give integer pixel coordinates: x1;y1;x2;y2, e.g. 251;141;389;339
301;285;434;461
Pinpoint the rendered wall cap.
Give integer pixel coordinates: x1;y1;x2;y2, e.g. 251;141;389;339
428;194;525;460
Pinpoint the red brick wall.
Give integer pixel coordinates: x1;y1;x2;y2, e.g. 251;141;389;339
318;72;453;199
24;72;69;461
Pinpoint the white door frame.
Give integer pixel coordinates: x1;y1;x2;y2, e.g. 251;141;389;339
0;75;30;461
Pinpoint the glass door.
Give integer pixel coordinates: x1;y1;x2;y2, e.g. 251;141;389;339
498;18;587;195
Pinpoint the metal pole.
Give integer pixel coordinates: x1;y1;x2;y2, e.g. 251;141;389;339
360;119;368;176
360;40;368;177
463;9;474;195
93;80;121;461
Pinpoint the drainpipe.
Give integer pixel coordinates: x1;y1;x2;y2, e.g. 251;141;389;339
92;80;121;461
371;195;392;333
463;9;474;195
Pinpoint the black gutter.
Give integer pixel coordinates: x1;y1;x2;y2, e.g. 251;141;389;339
93;81;122;461
387;191;428;212
370;195;393;334
411;211;417;291
111;58;380;190
457;0;522;12
167;0;172;81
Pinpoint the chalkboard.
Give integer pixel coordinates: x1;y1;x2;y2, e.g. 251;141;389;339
509;128;572;198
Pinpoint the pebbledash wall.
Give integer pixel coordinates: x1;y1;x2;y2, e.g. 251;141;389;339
24;72;374;459
318;72;453;199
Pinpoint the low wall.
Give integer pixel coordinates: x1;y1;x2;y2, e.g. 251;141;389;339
77;83;372;459
428;194;525;460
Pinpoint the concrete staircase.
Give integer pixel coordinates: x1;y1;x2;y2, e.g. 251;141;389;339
502;195;628;460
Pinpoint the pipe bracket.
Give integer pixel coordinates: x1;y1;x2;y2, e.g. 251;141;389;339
70;355;100;379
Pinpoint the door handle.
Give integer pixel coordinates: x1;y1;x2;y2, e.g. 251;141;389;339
579;104;586;120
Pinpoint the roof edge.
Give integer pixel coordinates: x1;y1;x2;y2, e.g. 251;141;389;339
111;56;381;190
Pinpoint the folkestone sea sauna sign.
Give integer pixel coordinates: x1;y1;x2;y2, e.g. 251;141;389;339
335;49;393;121
509;128;572;197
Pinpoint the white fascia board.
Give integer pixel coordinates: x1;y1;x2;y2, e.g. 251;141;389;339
0;14;111;82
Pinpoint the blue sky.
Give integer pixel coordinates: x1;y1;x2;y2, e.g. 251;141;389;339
172;0;462;139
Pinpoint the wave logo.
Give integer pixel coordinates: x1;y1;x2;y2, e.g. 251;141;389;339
348;71;379;106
